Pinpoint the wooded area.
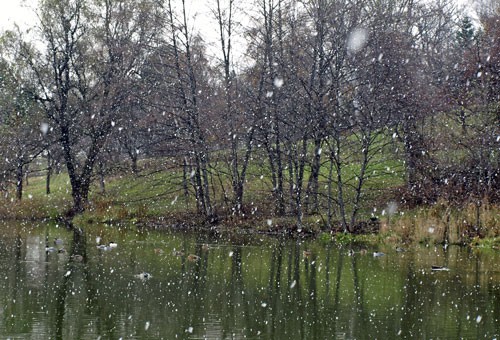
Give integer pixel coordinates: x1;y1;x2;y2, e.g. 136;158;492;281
1;0;499;231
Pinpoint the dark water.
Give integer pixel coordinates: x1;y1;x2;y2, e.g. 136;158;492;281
0;222;499;339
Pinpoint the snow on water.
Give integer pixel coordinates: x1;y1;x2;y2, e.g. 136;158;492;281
1;226;499;338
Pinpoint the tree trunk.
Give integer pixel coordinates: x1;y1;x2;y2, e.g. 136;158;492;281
403;115;424;202
16;162;23;201
294;137;308;227
327;153;335;229
331;137;348;232
274;119;285;216
337;166;348;232
24;164;29;187
69;187;85;218
287;146;296;215
182;156;190;201
265;136;285;216
350;138;370;227
46;151;52;195
233;130;254;215
61;117;108;218
98;160;106;194
130;151;138;174
305;138;322;214
200;152;214;219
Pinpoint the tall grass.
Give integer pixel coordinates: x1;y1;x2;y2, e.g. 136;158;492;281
0;174;72;220
385;200;500;245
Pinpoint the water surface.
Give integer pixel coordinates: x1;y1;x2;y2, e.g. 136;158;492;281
0;221;499;339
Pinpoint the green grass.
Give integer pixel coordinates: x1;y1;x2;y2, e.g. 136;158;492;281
1;130;404;225
5;125;500;246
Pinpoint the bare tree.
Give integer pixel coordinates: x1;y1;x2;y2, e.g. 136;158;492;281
19;0;160;219
166;0;215;221
212;0;256;216
0;31;46;201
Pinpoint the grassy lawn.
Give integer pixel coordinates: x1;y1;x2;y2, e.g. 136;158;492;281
3;127;500;247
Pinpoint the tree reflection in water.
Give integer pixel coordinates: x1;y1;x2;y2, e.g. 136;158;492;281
0;223;499;339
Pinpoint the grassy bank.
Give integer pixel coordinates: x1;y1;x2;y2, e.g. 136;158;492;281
2;159;500;249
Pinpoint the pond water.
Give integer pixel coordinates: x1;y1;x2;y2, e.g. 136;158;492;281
0;221;499;339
